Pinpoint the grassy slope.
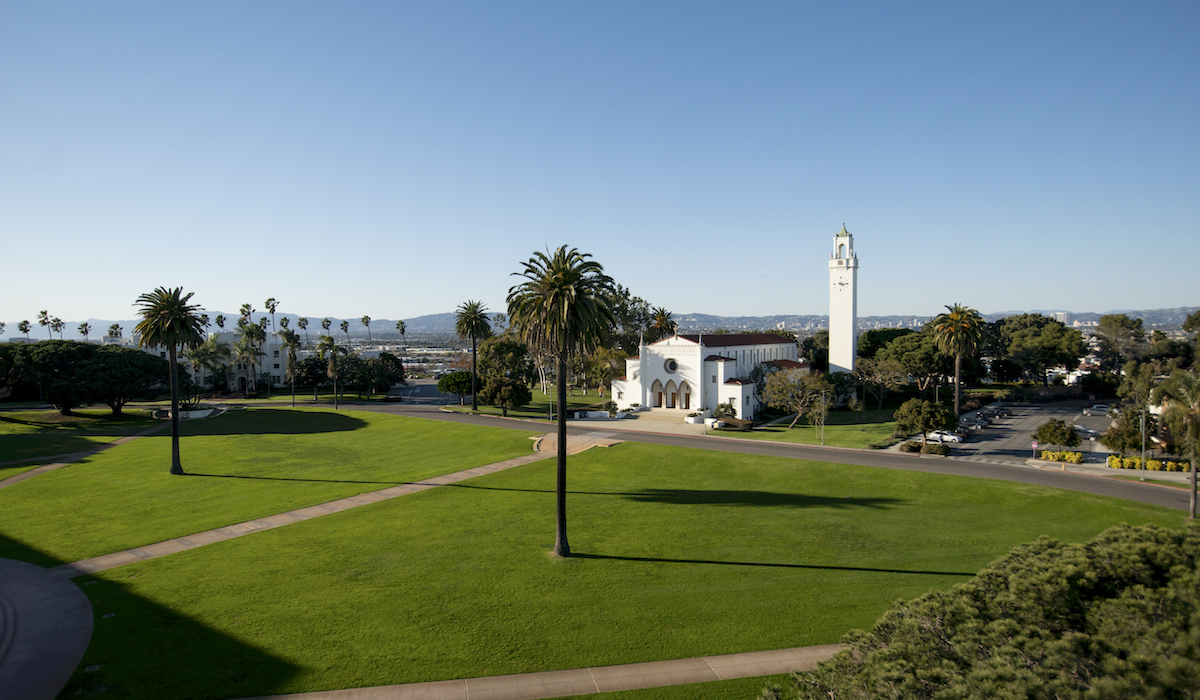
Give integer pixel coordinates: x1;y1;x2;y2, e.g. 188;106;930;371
0;409;157;462
0;408;536;565
67;442;1183;699
721;409;896;448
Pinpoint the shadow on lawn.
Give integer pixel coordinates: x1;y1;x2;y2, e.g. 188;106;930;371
0;533;299;699
570;552;974;577
446;484;902;510
180;409;368;437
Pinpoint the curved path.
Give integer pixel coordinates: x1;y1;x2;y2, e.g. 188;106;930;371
0;558;93;700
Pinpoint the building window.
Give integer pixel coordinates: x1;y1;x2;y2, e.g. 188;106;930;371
273;363;280;369
273;351;279;358
711;375;716;383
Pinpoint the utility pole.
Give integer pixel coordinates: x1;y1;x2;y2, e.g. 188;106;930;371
1140;407;1147;482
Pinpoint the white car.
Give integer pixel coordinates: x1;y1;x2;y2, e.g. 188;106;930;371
1082;404;1110;417
928;430;963;443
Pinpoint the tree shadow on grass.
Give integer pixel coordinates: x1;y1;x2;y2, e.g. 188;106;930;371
180;409;368;437
0;533;299;699
570;552;975;577
445;484;903;510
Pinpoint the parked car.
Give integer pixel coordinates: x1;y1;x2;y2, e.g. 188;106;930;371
929;430;963;443
1082;404;1110;416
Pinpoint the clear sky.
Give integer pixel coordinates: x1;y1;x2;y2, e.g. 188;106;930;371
2;1;1197;328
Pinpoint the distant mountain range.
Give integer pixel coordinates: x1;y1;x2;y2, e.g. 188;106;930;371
7;307;1196;341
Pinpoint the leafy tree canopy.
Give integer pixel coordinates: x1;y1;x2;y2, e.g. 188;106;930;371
437;370;473;404
1035;417;1081;448
893;398;955;444
857;328;914;360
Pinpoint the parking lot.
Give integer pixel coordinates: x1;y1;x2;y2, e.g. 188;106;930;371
947;400;1114;466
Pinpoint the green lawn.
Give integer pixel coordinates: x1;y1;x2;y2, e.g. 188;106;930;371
719;409;897;448
0;409;158;463
443;384;603;420
62;441;1182;699
0;408;537;566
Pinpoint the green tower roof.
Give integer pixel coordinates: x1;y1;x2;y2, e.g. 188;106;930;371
837;223;851;237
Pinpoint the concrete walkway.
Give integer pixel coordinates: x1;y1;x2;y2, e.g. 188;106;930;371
239;644;845;700
0;423;169;490
0;558;93;700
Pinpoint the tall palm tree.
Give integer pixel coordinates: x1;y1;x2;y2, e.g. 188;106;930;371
317;335;346;410
78;323;92;341
265;298;279;332
932;303;984;417
507;246;615;557
234;324;266;395
650;307;677;342
108;323;122;339
279;316;290;330
395;320;406;344
280;328;301;408
18;320;31;340
0;322;5;337
340;320;350;343
1154;370;1200;519
240;303;253;327
298;317;310;345
321;318;332;337
134;287;206;475
199;314;210;333
360;315;372;343
455;300;493;411
215;314;226;332
37;310;51;339
187;336;231;396
51;317;64;339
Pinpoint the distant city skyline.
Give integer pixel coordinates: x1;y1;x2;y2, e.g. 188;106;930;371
2;2;1196;323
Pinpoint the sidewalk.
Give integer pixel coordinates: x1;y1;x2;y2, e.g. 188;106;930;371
238;644;844;700
0;423;169;490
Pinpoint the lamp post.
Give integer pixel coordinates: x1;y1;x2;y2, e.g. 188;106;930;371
1140;407;1147;482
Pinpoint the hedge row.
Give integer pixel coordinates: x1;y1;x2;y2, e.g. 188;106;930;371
1038;450;1084;464
1106;455;1192;472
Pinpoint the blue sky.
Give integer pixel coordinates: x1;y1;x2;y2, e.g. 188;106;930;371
2;1;1196;328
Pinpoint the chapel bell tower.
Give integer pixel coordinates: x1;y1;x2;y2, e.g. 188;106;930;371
828;223;859;373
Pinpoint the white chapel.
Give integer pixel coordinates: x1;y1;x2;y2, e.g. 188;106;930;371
609;224;859;421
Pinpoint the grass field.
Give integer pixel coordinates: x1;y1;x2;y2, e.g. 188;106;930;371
0;409;158;463
62;441;1183;699
0;408;537;565
443;384;603;420
719;409;897;448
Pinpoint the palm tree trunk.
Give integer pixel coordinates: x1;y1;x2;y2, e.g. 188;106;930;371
953;354;962;417
168;346;184;475
471;336;478;411
1190;448;1196;519
554;351;570;557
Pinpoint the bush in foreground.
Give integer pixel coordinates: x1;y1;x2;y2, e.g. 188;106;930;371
767;523;1200;699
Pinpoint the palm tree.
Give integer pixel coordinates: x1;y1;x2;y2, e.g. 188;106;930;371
265;298;279;332
240;303;253;328
199;314;210;333
932;303;984;417
51;317;64;339
361;315;372;342
1154;370;1200;519
321;318;332;337
0;322;5;337
258;315;269;331
395;320;406;344
78;323;92;341
297;317;310;345
650;307;677;342
215;314;226;332
507;246;615;557
18;320;31;340
134;287;206;475
108;323;122;339
280;328;301;408
234;324;266;395
37;310;51;339
455;301;493;411
187;336;231;396
317;335;346;410
279;316;290;330
340;320;350;344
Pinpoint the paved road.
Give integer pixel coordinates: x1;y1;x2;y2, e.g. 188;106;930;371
347;401;1191;513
